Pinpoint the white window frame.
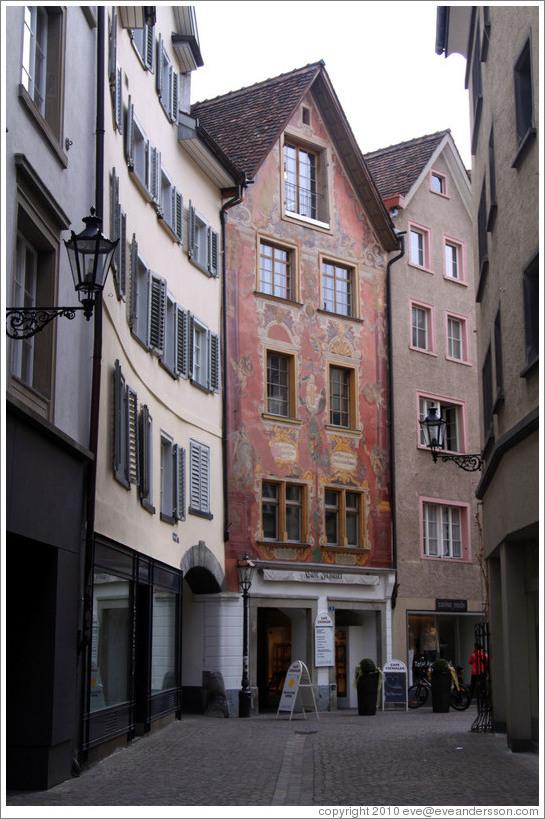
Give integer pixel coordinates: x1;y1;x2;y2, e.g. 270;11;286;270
418;395;465;454
129;235;166;354
187;202;219;276
430;170;448;196
422;501;466;560
444;236;465;283
410;300;435;354
409;222;431;270
446;312;469;363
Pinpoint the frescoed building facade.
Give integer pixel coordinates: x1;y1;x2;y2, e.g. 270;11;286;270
193;62;400;710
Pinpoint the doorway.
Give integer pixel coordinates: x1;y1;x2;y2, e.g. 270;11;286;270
257;608;292;711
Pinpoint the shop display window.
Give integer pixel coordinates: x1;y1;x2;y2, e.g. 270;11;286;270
90;572;131;711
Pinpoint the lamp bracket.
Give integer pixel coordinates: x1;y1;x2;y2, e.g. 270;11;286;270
435;452;483;472
6;306;88;339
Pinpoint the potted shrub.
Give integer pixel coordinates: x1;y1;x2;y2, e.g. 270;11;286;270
430;657;451;713
354;658;380;715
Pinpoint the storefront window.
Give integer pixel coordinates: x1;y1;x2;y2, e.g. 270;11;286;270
90;572;131;711
151;588;177;692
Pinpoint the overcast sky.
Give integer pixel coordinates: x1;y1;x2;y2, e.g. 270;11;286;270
191;1;472;168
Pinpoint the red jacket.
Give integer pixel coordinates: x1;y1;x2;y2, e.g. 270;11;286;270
469;650;488;675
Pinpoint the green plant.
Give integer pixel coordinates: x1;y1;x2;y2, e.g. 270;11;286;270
432;657;451;674
355;658;377;681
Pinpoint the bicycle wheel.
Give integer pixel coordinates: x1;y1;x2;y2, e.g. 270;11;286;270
408;683;429;708
450;683;471;711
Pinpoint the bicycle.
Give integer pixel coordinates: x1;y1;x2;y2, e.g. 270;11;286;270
408;663;471;710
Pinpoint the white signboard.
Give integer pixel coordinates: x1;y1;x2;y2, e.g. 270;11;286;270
276;661;319;720
314;611;335;667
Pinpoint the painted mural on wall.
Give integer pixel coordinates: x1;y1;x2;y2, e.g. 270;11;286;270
226;97;392;570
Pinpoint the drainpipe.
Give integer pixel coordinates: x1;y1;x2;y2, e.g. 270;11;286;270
76;5;106;772
386;229;406;601
220;179;248;544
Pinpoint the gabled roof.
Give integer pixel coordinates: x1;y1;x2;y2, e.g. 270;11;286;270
363;131;450;201
191;62;398;251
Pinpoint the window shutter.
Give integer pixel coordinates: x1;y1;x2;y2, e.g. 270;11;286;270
149;145;160;203
119;211;127;298
175;305;188;376
138;405;151;501
187;312;195;378
208;228;219;277
145;24;154;71
148;272;166;353
209;332;220;393
125;97;134;170
110;169;119;284
172;188;183;242
156;34;163;96
171;71;179;122
129;234;139;328
115;67;123;133
189;441;201;511
187;202;195;258
127;386;140;485
108;9;117;85
175;445;186;520
113;359;129;487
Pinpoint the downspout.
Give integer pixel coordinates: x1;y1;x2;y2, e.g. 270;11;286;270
220;179;248;543
386;230;405;605
76;5;106;772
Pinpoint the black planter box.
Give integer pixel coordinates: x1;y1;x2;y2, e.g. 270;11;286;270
357;672;379;715
431;671;451;712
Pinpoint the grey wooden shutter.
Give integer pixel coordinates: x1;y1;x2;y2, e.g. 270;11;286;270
190;440;210;513
115;67;123;133
209;332;220;393
138;405;152;503
175;305;188;376
187;312;195;378
173;189;183;242
171;71;179;122
175;445;186;520
119;211;127;298
149;145;160;203
110;169;120;287
129;234;138;328
156;34;163;97
125;97;134;169
127;386;140;485
113;359;129;487
148;272;166;353
187;202;195;258
145;24;154;71
208;228;219;277
108;8;117;85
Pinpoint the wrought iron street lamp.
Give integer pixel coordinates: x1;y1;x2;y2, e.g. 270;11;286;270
236;552;255;718
6;209;117;340
419;404;483;472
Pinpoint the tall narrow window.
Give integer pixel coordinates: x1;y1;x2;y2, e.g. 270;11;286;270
267;351;292;417
412;304;431;351
261;481;307;543
259;240;293;300
325;488;365;548
284;142;317;219
445;241;463;281
329;366;353;428
446;315;468;363
493;308;504;405
522;253;539;372
514;38;534;149
409;225;430;269
482;346;494;443
21;6;64;139
322;261;354;317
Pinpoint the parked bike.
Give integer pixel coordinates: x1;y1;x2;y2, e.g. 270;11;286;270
408;662;471;710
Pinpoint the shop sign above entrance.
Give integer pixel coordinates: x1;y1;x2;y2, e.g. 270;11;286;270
435;598;467;612
262;569;379;585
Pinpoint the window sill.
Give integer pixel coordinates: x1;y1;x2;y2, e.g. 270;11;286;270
422;555;466;563
317;308;363;323
18;85;68;168
410;346;437;358
188;254;214;278
520;356;538;379
160;512;177;525
284;210;330;231
141;498;156;515
262;413;302;425
408;262;434;275
444;275;468;287
189;507;213;520
322;544;370;553
511;127;536;169
325;424;361;436
445;356;472;367
255;291;303;308
257;540;311;549
190;378;215;394
156;211;182;245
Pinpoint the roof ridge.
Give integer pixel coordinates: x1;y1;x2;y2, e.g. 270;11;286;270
193;60;325;107
363;129;450;159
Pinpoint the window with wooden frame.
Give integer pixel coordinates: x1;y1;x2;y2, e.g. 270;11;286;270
411;301;434;354
266;350;296;418
20;6;65;145
446;313;469;363
261;480;308;544
409;223;431;270
329;364;356;429
522;252;539;375
258;239;295;301
430;170;447;196
283;138;328;224
422;500;467;560
322;259;356;317
324;488;366;549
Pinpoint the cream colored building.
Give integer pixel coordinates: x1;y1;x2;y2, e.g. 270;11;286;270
436;5;539;752
365;130;483;685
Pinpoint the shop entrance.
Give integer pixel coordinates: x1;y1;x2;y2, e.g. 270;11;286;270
257;608;292;711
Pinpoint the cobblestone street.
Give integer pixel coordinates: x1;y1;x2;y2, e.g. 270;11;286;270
4;706;541;814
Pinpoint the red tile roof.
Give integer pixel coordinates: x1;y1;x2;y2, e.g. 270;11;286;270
192;62;324;180
363;131;450;200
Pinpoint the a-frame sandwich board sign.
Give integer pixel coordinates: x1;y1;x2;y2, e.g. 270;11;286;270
276;660;319;720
